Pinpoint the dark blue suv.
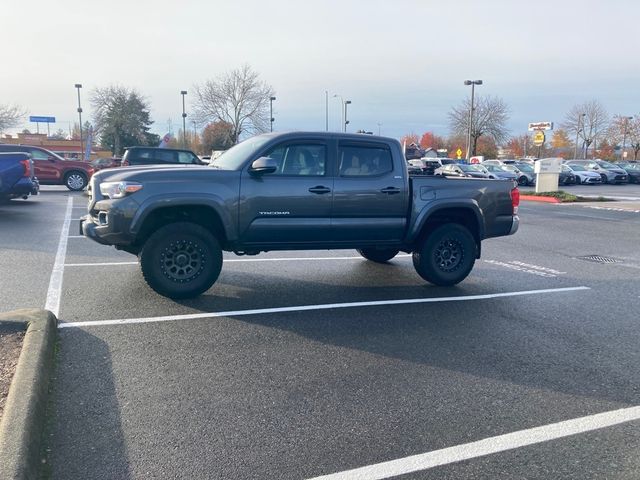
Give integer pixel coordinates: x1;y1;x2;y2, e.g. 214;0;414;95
0;152;40;201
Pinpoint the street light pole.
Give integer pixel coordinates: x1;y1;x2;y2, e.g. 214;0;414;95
180;90;187;148
573;113;585;159
270;96;276;132
74;84;83;160
463;80;482;160
325;91;329;132
622;116;633;161
377;122;382;136
333;94;344;131
344;100;351;132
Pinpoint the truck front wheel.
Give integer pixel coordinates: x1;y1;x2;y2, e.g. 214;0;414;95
412;224;476;286
140;222;222;299
357;248;400;263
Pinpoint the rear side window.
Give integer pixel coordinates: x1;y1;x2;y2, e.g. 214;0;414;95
178;152;198;164
339;144;393;176
28;148;50;160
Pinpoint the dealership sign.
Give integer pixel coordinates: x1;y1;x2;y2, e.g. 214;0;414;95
528;122;553;131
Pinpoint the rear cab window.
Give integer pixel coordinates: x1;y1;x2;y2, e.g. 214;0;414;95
338;143;393;177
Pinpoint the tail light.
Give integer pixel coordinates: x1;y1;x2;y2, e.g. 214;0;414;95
510;186;520;215
121;158;129;166
20;159;31;177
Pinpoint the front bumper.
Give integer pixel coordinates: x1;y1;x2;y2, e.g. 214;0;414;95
80;209;135;246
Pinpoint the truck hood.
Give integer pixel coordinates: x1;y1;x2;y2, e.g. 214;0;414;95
92;164;215;183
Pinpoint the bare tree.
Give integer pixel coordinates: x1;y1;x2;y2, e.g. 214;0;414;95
448;96;509;156
625;115;640;160
193;65;275;144
0;104;26;133
562;100;609;159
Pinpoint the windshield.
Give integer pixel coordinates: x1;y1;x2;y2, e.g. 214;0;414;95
597;161;616;169
460;164;485;172
515;163;533;172
568;164;586;171
210;135;272;170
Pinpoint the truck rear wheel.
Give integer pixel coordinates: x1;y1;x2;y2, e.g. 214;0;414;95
412;224;476;286
357;248;399;263
140;222;222;299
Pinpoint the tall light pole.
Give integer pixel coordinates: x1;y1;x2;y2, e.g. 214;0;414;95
344;100;352;132
573;113;586;160
74;84;83;160
325;91;329;131
377;122;382;136
269;96;276;132
463;80;482;160
621;116;633;161
333;94;343;131
180;90;187;148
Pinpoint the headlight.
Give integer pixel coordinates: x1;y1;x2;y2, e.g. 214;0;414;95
99;181;143;199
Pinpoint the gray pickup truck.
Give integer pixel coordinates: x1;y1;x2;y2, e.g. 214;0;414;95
81;132;519;298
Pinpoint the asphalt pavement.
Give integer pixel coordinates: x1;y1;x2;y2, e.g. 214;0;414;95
1;187;640;479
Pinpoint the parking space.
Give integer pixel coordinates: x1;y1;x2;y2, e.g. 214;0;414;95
3;189;640;478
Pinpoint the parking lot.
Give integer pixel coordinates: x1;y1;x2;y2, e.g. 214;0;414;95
2;186;640;479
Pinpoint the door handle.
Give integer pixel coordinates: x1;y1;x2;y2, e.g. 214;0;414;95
309;186;331;194
380;187;401;194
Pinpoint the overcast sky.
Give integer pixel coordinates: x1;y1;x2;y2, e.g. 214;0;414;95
2;0;639;140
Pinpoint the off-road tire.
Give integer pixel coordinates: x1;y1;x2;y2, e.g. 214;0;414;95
140;222;222;299
357;248;400;263
412;224;476;286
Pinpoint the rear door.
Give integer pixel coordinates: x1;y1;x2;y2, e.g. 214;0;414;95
238;138;334;245
331;141;407;243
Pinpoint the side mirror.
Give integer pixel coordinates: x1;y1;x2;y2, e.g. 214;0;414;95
48;156;57;162
249;156;277;175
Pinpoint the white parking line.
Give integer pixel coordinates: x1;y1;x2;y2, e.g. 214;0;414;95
67;235;86;239
44;196;74;317
305;405;640;480
57;286;589;329
63;255;413;267
484;260;565;278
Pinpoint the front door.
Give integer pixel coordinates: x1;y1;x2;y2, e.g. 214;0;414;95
27;148;60;182
238;140;334;246
331;141;407;243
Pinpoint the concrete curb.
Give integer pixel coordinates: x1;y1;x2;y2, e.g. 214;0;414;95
520;195;561;203
0;309;57;480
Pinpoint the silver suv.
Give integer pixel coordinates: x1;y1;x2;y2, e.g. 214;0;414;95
566;160;628;184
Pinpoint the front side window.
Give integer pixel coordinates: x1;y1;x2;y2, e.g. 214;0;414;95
29;149;50;160
339;145;393;176
264;143;326;176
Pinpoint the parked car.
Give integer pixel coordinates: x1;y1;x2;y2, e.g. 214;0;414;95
121;147;205;167
513;162;537;186
81;131;519;299
435;163;491;178
620;163;640;183
404;144;424;160
481;164;518;181
566;160;628;184
408;158;441;175
0;152;40;201
484;160;535;186
91;157;122;171
563;163;602;185
0;144;94;191
558;165;577;185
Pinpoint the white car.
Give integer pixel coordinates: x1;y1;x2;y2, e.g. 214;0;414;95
563;163;602;184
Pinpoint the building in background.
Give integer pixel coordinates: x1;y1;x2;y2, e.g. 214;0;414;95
0;133;111;160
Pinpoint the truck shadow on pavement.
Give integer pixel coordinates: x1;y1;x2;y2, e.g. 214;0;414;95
44;328;131;480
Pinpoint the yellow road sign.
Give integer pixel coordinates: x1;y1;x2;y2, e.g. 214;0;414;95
456;148;462;159
533;131;545;147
